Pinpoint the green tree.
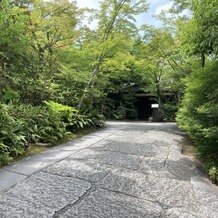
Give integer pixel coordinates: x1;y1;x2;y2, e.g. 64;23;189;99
0;0;79;104
172;0;218;67
0;0;29;99
77;0;148;109
139;26;186;105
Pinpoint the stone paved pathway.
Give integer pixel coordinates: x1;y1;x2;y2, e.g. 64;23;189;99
0;122;218;218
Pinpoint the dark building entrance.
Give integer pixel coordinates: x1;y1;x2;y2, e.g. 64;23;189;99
137;96;155;120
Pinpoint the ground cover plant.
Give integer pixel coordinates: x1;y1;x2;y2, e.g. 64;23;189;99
0;102;105;166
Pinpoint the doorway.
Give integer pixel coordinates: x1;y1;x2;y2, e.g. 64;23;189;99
137;96;154;120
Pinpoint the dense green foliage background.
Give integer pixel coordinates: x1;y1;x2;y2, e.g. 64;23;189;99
0;0;217;181
174;0;218;183
177;62;218;182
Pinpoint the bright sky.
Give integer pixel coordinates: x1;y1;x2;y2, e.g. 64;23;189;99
76;0;173;28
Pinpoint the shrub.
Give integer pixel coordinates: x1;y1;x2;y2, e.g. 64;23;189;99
177;62;218;145
85;110;106;127
45;101;106;129
45;101;95;130
0;101;106;166
177;61;218;182
205;158;218;184
44;101;77;123
161;103;178;122
9;104;69;144
0;104;26;166
0;103;69;165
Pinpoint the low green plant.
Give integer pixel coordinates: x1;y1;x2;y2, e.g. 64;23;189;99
9;104;69;144
45;101;94;130
0;101;106;166
85;110;106;127
207;164;218;184
0;104;26;166
44;101;77;122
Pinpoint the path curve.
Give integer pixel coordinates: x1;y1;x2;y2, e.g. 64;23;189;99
0;122;218;217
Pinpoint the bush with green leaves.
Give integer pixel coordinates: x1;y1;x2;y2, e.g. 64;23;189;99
44;101;97;130
85;109;106;128
0;104;26;165
0;101;106;166
177;61;218;182
161;103;178;122
9;104;69;144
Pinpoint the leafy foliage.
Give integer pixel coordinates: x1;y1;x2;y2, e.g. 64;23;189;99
0;102;105;166
0;104;26;165
177;62;218;182
161;103;178;122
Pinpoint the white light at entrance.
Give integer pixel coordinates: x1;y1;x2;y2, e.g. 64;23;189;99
151;104;159;108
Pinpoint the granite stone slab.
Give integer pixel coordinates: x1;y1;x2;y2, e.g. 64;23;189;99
191;176;218;218
0;169;27;193
62;189;163;218
101;140;156;156
106;134;156;144
4;149;75;175
165;208;207;218
0;172;91;218
165;158;198;181
89;139;112;149
69;148;144;169
43;158;111;182
97;168;199;211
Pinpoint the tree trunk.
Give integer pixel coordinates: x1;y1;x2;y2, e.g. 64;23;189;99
155;81;161;106
201;52;205;68
77;66;99;109
88;78;95;109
